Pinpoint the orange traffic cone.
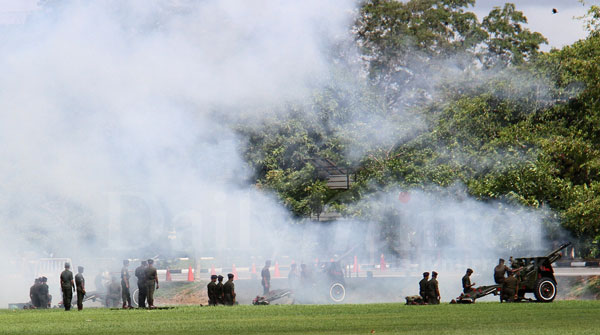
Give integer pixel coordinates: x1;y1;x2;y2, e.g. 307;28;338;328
354;255;359;273
380;254;386;272
232;264;238;280
166;268;172;282
274;261;280;278
187;266;194;281
251;263;257;275
211;265;216;276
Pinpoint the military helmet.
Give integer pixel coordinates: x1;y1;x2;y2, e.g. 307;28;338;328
211;275;218;280
227;273;234;279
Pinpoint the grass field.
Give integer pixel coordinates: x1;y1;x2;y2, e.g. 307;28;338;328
1;301;598;334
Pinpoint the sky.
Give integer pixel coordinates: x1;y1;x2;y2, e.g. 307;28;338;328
0;0;599;50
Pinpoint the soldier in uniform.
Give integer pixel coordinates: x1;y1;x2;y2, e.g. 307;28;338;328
261;260;271;295
75;266;86;311
216;275;224;305
426;271;440;304
145;259;159;308
60;262;75;311
106;277;121;308
38;277;50;309
223;273;236;306
494;258;510;284
30;278;41;308
288;263;299;290
207;275;218;306
419;272;429;302
462;268;475;294
121;260;132;309
501;270;519;302
135;260;147;308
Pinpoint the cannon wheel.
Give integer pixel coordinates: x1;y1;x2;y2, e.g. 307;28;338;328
132;288;139;307
329;283;346;303
534;277;557;302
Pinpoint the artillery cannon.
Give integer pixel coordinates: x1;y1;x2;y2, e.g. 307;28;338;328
455;242;571;303
510;242;571;302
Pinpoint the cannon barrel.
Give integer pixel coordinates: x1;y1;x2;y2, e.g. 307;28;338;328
546;242;572;264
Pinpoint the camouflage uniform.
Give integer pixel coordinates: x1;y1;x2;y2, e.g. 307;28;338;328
121;264;132;308
462;274;473;294
494;264;510;284
426;277;440;305
145;261;158;307
501;275;518;302
419;277;429;301
135;262;147;308
223;276;235;306
216;276;224;305
38;278;49;309
207;276;217;306
60;268;74;311
75;270;85;311
30;279;40;308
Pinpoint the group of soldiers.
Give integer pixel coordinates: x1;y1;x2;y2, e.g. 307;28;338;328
206;273;236;305
29;276;51;309
418;271;440;304
50;258;159;311
58;263;86;311
459;258;521;303
494;258;520;302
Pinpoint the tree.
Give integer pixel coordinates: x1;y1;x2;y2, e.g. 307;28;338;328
480;3;547;68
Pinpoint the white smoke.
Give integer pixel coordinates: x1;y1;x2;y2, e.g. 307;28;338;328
0;0;560;307
0;0;356;305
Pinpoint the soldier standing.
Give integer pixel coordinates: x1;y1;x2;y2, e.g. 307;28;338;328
261;260;271;295
60;262;75;311
75;266;86;311
288;263;299;290
207;275;218;306
135;260;147;308
426;271;440;304
462;268;475;294
494;258;510;284
30;278;41;308
145;259;159;308
121;260;132;309
223;273;236;306
38;277;50;309
216;275;224;305
419;272;429;302
501;270;519;302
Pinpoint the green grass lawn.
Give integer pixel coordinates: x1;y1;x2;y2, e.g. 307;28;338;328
1;301;598;335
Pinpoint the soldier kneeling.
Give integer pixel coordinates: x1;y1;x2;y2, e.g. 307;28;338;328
501;270;518;302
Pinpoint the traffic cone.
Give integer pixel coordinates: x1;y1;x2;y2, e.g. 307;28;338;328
210;265;216;276
232;264;238;280
354;255;359;273
166;268;172;282
187;266;194;281
380;254;386;272
251;263;257;275
274;261;280;278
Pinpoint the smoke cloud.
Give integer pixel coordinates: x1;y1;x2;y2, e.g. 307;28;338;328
0;0;558;307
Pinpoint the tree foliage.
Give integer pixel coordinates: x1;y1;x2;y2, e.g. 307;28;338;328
236;1;600;256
